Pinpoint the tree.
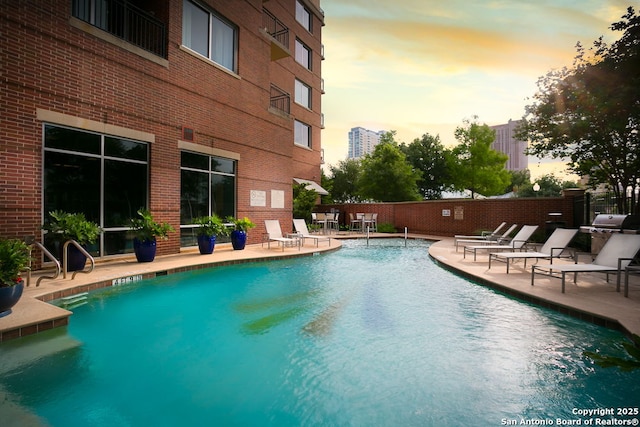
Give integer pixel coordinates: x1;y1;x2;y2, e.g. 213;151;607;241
517;174;564;198
400;133;450;199
293;183;317;223
328;159;363;203
447;118;511;198
358;132;422;202
517;7;640;214
505;169;532;194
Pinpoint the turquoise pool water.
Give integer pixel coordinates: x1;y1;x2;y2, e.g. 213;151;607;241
1;239;639;426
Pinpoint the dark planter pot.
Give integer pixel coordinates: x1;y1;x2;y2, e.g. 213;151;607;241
133;237;157;262
65;244;88;272
230;230;247;250
197;235;217;255
0;280;24;318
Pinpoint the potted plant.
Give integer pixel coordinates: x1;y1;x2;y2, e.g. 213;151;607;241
225;216;255;250
193;215;227;255
0;238;30;317
42;210;101;271
129;209;175;262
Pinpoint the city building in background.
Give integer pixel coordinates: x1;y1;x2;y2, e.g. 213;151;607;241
347;127;386;159
490;119;528;171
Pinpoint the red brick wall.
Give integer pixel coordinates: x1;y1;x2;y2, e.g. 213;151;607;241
0;0;323;259
321;190;583;240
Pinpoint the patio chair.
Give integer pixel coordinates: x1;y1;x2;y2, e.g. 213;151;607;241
530;233;640;293
454;222;507;241
349;213;362;233
463;225;538;261
293;219;331;247
263;220;299;251
455;223;518;251
488;228;578;273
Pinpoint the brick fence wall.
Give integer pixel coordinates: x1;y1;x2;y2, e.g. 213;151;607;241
319;189;587;240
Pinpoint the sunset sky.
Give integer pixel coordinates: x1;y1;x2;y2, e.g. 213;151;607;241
319;0;632;180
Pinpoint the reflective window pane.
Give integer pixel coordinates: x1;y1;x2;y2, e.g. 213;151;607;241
44;124;100;155
104;159;148;227
181;151;209;171
105;137;148;161
181;169;209;224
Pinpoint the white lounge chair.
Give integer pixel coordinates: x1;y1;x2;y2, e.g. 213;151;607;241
293;219;331;247
531;233;640;293
488;228;578;273
455;223;517;251
463;225;539;261
263;220;299;251
455;222;506;241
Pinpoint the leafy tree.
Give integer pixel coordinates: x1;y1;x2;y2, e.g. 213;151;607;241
505;169;532;194
400;133;450;199
292;183;317;223
328;159;363;203
447;118;511;198
358;132;422;202
516;173;565;197
517;7;640;213
320;168;333;204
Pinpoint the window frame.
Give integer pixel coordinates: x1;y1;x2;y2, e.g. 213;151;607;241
42;123;149;259
294;79;312;109
182;0;239;73
295;0;312;33
180;151;237;247
295;38;312;70
294;120;311;148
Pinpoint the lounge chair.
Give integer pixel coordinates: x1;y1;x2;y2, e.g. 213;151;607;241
293;219;331;247
455;223;518;251
531;233;640;293
263;220;299;251
488;228;578;273
455;222;506;241
463;225;539;261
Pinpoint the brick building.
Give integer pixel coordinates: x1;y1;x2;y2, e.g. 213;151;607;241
0;0;325;262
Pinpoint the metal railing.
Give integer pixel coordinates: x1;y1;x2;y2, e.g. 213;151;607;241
25;240;61;287
263;8;289;48
270;84;290;114
72;0;167;57
62;240;95;280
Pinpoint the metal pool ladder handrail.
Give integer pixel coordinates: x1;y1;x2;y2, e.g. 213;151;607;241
62;240;95;279
25;240;61;287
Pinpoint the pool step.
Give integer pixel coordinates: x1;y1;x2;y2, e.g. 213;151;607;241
59;292;88;310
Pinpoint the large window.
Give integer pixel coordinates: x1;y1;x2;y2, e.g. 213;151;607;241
43;124;149;257
295;38;311;70
294;120;311;148
182;0;238;72
296;0;311;32
295;79;311;109
180;151;236;247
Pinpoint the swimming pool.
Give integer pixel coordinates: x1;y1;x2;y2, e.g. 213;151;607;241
1;239;639;426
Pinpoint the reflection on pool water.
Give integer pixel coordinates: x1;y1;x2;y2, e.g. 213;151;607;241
1;239;639;426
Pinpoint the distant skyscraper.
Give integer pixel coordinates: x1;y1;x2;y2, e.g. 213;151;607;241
490;119;528;171
347;127;386;159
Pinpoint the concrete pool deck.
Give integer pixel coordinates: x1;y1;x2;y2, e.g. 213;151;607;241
1;234;639;342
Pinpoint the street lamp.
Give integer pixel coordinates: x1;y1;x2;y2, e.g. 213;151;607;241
533;182;540;197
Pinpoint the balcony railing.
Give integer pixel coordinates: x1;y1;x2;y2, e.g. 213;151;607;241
263;8;289;48
73;0;167;58
270;84;290;115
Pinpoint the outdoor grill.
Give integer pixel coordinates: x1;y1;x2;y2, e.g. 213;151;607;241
579;214;640;254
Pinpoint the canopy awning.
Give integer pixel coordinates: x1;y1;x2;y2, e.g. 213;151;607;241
293;178;329;195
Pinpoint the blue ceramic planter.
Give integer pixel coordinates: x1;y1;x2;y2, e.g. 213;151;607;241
0;280;24;318
197;235;217;255
230;230;247;250
133;238;157;262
